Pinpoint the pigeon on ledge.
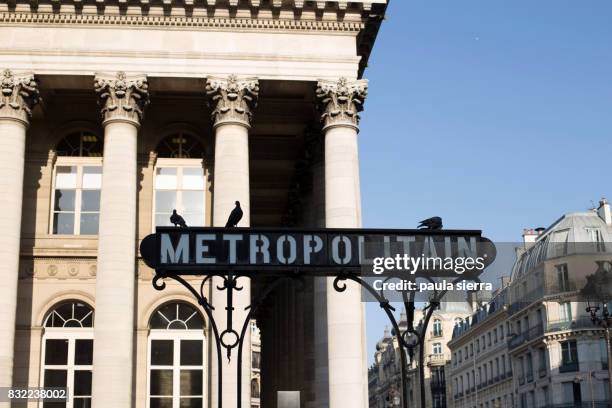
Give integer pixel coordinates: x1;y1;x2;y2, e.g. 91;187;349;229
225;201;243;228
417;216;443;230
170;209;187;228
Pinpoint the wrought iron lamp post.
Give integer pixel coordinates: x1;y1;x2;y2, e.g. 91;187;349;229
585;302;612;401
387;385;401;408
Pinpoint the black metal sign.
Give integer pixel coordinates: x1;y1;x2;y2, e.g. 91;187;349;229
140;227;496;277
141;226;497;408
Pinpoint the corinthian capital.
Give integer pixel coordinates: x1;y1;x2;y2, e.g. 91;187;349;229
316;77;368;130
94;72;149;126
205;75;259;128
0;69;40;124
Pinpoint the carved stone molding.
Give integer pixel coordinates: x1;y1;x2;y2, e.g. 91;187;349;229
205;74;259;128
316;77;368;131
0;69;40;124
94;71;149;126
19;257;98;280
0;12;365;31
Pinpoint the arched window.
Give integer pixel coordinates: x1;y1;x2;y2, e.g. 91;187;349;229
41;301;94;408
149;302;205;330
51;130;103;235
56;130;103;157
44;301;94;328
148;302;206;408
157;133;205;159
153;133;206;229
251;378;260;398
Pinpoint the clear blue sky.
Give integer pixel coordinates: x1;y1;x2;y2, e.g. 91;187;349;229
360;0;612;364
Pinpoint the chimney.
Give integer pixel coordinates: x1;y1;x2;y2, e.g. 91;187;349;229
522;228;541;245
598;198;612;226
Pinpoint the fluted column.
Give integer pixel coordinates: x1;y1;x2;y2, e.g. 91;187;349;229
206;74;258;408
92;72;149;408
317;77;369;408
0;69;39;389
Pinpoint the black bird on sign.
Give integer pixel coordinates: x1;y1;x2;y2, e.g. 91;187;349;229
418;216;443;230
170;209;187;228
225;201;243;228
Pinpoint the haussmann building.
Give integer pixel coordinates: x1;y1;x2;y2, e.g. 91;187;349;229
0;0;389;407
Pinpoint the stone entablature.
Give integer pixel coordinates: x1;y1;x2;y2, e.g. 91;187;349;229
3;0;385;16
0;1;386;78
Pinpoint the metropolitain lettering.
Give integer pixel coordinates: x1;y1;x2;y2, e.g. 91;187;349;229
141;228;495;276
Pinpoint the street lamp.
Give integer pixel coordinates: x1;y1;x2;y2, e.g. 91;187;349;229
585;302;612;402
387;385;401;408
582;261;612;404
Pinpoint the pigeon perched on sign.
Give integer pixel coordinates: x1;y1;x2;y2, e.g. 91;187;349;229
170;209;187;228
225;201;243;228
418;216;443;230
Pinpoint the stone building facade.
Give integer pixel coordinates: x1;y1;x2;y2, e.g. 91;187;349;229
449;287;515;408
369;304;472;408
0;1;388;407
449;201;612;408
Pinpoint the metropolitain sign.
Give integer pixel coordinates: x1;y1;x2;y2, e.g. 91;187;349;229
140;227;496;278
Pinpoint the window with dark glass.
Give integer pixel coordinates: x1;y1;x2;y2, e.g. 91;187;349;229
148;302;206;408
561;340;578;365
433;343;442;355
556;264;570;291
433;319;442;336
42;301;94;408
251;379;260;399
252;351;261;370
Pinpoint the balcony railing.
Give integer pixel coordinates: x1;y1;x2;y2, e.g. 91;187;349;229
547;316;600;333
526;372;534;382
549;281;577;293
559;361;579;373
538;367;547;378
427;354;446;366
518;377;525;385
508;281;583;316
508;324;544;350
540;402;611;408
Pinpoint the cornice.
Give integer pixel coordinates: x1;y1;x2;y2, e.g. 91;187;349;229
1;0;387;76
5;0;386;12
448;308;509;347
0;12;365;33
